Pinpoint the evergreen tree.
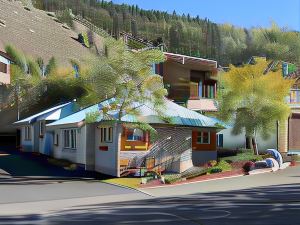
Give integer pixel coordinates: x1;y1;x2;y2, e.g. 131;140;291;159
112;13;120;39
131;19;138;37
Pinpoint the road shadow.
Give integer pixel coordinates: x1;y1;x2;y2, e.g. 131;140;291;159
0;148;110;184
1;183;300;224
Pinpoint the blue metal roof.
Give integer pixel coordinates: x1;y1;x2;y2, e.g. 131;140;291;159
47;99;115;127
120;100;224;127
14;102;75;125
47;98;226;128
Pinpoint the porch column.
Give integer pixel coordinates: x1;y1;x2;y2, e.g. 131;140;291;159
278;119;288;153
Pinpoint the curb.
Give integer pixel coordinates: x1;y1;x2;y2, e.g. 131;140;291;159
140;165;291;190
139;174;245;190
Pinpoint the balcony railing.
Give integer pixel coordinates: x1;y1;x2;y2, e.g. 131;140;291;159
288;89;300;104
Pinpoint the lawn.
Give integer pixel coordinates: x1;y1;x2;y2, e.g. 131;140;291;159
103;178;141;189
220;151;263;163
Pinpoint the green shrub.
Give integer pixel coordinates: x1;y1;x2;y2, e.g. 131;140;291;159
208;167;222;174
217;160;232;171
164;174;181;184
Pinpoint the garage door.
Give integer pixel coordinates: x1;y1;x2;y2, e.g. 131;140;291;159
289;113;300;151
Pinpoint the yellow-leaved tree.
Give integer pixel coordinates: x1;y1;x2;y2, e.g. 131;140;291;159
218;60;294;154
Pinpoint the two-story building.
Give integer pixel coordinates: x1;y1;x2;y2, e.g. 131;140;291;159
278;65;300;155
0;50;12;108
0;50;11;85
154;52;218;113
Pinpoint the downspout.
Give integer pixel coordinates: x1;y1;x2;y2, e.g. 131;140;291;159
115;122;121;177
276;120;279;150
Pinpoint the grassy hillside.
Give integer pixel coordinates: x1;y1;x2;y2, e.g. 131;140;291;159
0;0;98;66
32;0;300;66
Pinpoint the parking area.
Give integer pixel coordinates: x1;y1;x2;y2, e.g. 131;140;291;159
0;148;106;179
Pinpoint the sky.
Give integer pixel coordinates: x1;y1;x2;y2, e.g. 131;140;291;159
111;0;300;31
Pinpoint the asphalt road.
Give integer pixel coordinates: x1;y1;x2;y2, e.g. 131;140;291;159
44;185;300;225
0;165;299;224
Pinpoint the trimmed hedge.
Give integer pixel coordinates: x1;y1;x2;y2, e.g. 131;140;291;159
220;151;263;163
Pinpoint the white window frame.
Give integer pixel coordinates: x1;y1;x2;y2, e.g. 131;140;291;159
100;126;113;143
39;121;45;136
196;131;210;144
63;129;77;149
54;132;59;146
24;126;31;140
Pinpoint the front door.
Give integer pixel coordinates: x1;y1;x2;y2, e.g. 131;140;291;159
288;113;300;151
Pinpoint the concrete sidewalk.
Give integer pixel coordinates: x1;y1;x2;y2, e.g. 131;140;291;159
141;166;300;197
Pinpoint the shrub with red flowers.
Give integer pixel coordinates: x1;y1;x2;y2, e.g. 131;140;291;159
243;161;255;174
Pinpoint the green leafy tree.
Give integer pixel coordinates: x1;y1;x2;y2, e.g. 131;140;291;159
3;45;43;115
218;61;293;154
82;38;167;129
3;45;87;115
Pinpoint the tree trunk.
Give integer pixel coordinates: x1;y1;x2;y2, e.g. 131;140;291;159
245;136;252;150
251;137;259;155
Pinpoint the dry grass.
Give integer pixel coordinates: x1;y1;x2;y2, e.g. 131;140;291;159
0;0;95;65
102;178;141;189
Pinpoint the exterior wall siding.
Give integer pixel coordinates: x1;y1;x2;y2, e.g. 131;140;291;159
0;55;10;84
20;125;34;152
94;123;122;177
85;123;96;171
192;130;216;151
163;61;190;101
218;127;277;152
52;124;86;165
